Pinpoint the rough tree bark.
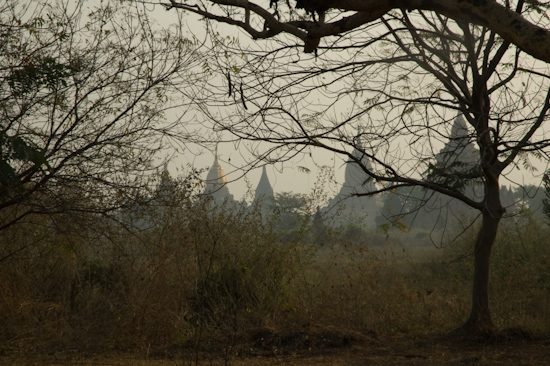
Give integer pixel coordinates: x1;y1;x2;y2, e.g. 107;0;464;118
466;174;504;333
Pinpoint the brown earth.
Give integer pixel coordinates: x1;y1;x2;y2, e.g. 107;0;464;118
2;328;549;366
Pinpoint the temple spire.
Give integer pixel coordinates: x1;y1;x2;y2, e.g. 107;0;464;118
204;147;233;203
437;113;478;168
254;165;274;203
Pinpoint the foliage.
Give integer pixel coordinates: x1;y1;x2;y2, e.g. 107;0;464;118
272;191;311;241
0;0;202;231
275;191;310;216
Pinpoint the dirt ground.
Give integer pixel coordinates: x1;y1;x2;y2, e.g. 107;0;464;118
2;330;549;366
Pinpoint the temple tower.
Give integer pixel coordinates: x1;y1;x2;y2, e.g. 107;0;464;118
253;165;275;214
326;130;381;228
436;113;478;170
204;148;234;204
428;113;480;229
254;166;274;202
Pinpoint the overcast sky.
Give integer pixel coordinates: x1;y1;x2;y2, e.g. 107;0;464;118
147;2;549;203
147;3;355;202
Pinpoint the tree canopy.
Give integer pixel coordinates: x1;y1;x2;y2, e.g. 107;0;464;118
161;0;550;63
161;0;550;334
0;0;203;230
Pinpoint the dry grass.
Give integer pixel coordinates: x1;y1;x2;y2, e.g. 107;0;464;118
0;202;549;364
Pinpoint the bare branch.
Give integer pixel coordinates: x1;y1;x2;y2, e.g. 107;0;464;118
161;0;550;62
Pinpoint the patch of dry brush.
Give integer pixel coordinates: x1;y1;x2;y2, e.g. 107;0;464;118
1;196;549;361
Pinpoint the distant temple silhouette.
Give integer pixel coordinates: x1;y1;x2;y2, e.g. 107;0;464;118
427;113;481;228
253;165;275;214
436;113;478;173
203;114;481;230
203;147;234;204
324;129;382;228
203;136;382;227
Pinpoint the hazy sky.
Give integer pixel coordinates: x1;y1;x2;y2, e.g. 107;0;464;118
149;4;355;202
148;2;549;203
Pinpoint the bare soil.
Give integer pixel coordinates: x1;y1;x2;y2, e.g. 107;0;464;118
2;328;549;366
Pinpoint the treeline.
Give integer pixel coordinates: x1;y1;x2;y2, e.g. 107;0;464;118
376;184;546;232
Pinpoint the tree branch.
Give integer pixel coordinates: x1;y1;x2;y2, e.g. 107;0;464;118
162;0;550;62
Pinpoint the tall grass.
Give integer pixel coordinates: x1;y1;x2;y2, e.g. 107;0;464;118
0;196;548;358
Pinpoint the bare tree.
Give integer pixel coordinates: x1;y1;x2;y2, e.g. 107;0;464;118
160;0;550;62
0;0;204;232
163;1;550;334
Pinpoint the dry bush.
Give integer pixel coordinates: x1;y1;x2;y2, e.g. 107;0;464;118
285;239;469;335
0;191;308;356
0;213;127;352
1;194;549;359
285;215;550;337
488;213;550;331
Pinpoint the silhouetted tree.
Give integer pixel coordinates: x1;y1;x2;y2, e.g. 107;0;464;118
163;1;550;334
0;0;202;232
161;0;550;62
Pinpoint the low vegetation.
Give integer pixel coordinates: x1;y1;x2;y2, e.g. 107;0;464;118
1;177;549;364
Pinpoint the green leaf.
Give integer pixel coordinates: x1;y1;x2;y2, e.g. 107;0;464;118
0;161;22;199
6;136;51;172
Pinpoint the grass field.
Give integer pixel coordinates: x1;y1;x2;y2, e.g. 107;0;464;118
1;204;549;365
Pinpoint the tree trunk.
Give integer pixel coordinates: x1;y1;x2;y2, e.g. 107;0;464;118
463;211;498;333
463;179;504;334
